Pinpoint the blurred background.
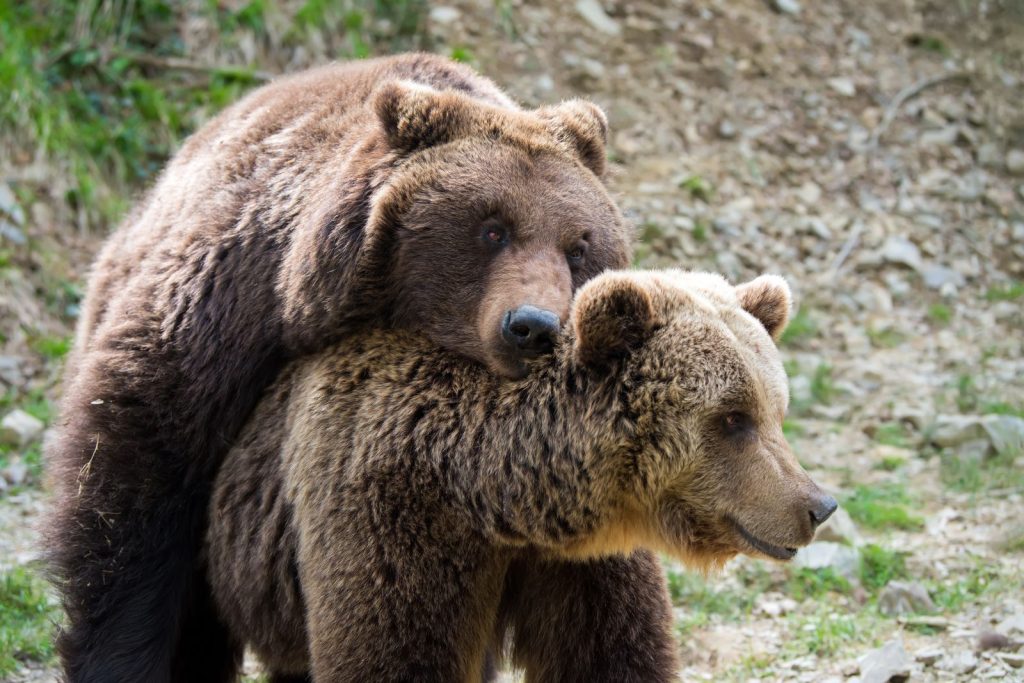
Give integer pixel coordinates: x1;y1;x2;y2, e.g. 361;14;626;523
1;0;1023;680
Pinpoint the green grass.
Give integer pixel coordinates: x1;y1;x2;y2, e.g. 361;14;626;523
784;609;867;657
679;175;714;202
873;422;910;448
984;281;1024;302
927;303;952;325
843;484;923;531
30;335;71;360
1;0;426;229
810;363;835;405
867;326;906;349
940;447;1024;493
0;567;58;676
785;567;852;601
691;220;708;243
859;543;909;591
928;562;1000;612
780;307;817;346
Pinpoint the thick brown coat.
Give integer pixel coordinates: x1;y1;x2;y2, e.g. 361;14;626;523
46;54;632;683
206;269;837;682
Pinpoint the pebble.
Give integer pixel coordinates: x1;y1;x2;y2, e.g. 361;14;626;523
427;6;460;25
878;580;936;616
793;541;860;579
814;506;862;546
0;409;45;448
916;646;944;665
879;235;922;270
827;77;856;97
920;264;965;290
937;650;978;675
772;0;802;15
1007;149;1024;176
3;459;28;487
574;0;621;36
717;119;737;139
858;639;911;683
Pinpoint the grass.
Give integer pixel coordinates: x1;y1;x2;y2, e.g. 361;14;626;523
679;175;714;202
859;543;909;591
872;422;910;449
30;335;71;360
843;484;923;531
0;567;58;676
927;303;952;325
984;281;1024;302
810;363;835;405
785;568;852;601
691;220;708;243
0;0;427;230
940;447;1024;493
866;325;906;349
667;570;756;633
928;562;1001;612
785;609;867;658
780;307;816;346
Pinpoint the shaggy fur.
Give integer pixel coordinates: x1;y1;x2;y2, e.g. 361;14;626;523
45;54;634;682
206;270;837;682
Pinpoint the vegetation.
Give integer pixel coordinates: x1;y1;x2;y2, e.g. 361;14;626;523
0;568;58;677
844;484;924;531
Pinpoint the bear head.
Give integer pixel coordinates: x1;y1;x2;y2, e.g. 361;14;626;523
567;270;837;570
364;81;632;379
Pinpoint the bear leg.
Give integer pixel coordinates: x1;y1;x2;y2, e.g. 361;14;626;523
500;549;679;682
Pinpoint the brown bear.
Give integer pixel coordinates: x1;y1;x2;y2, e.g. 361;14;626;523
205;269;838;682
45;53;634;683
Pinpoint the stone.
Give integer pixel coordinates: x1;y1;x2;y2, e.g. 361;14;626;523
983;414;1024;456
717;119;737;139
937;650;978;675
920;264;965;290
0;356;25;387
880;235;922;270
997;614;1024;635
814;506;862;546
977;630;1012;651
1007;149;1024;176
772;0;801;15
0;410;45;448
858;640;911;683
930;415;988;448
796;181;822;205
575;0;621;36
915;646;944;665
3;458;28;486
828;78;856;97
930;414;1024;455
428;6;459;25
1001;652;1024;668
793;541;860;579
878;581;936;616
978;142;1002;168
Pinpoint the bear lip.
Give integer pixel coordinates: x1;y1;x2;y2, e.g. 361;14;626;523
728;518;797;561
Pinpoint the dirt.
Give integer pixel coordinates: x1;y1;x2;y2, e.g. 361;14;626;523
2;0;1023;680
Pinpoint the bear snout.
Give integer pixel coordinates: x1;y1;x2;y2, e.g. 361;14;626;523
809;493;838;528
502;305;561;357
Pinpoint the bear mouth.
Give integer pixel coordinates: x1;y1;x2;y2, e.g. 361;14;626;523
728;518;797;561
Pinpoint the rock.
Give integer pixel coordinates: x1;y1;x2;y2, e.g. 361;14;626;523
915;646;944;665
930;414;1024;455
920;264;965;290
1007;149;1024;176
937;650;978;675
1001;652;1024;668
793;541;860;579
0;356;25;387
997;614;1024;635
828;77;856;97
717;119;738;139
427;6;460;25
858;640;911;683
978;142;1002;168
919;125;959;149
3;458;28;486
814;506;862;546
574;0;621;36
772;0;801;15
0;410;45;448
880;235;922;270
878;580;936;616
977;630;1012;651
796;181;822;205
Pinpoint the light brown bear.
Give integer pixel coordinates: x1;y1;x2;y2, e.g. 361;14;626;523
206;269;838;682
46;54;634;682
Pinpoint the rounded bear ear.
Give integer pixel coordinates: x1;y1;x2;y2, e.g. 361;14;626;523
537;99;609;178
735;275;793;342
373;80;476;154
573;274;658;367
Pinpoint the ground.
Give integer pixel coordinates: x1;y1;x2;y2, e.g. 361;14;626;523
1;0;1023;681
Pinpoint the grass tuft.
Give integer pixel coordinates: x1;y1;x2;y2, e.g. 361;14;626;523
0;567;58;676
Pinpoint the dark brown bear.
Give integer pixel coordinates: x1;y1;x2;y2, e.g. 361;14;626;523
206;269;838;682
46;54;633;683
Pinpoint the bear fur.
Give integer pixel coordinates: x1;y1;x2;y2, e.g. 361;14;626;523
205;269;837;682
46;53;632;683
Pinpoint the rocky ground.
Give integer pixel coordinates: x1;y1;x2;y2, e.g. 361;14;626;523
2;0;1023;681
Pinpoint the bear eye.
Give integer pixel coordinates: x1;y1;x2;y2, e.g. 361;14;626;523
481;220;509;247
566;242;587;266
722;412;753;435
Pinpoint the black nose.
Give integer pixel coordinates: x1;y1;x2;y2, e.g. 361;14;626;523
809;495;838;528
502;305;560;357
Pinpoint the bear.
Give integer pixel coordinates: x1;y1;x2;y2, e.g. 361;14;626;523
45;53;634;683
205;269;838;682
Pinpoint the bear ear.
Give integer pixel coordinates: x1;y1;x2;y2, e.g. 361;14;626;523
735;275;792;342
573;275;658;367
537;99;609;177
373;80;475;154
